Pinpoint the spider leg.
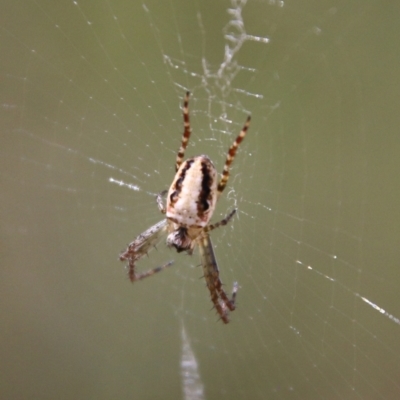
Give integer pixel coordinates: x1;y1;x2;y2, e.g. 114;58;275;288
198;234;237;323
157;190;168;214
175;91;192;172
217;115;251;196
203;208;237;234
215;282;238;323
127;260;174;282
119;219;169;282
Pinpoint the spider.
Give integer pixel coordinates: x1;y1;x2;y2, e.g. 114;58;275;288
119;92;250;324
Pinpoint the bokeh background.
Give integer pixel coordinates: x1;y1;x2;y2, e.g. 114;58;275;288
1;1;400;399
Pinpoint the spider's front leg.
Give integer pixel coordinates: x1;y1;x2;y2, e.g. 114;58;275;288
127;259;174;282
119;219;170;282
198;234;238;323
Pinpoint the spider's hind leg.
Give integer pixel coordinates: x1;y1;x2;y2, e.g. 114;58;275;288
175;91;192;172
217;115;251;196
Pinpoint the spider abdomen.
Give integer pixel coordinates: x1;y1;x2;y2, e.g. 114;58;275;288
166;155;218;228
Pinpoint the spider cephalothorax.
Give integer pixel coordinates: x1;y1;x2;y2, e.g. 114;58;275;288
119;92;250;323
166;226;193;253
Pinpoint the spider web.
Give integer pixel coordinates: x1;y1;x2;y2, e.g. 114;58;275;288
1;1;400;399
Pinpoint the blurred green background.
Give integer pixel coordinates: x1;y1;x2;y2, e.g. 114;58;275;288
1;1;400;399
